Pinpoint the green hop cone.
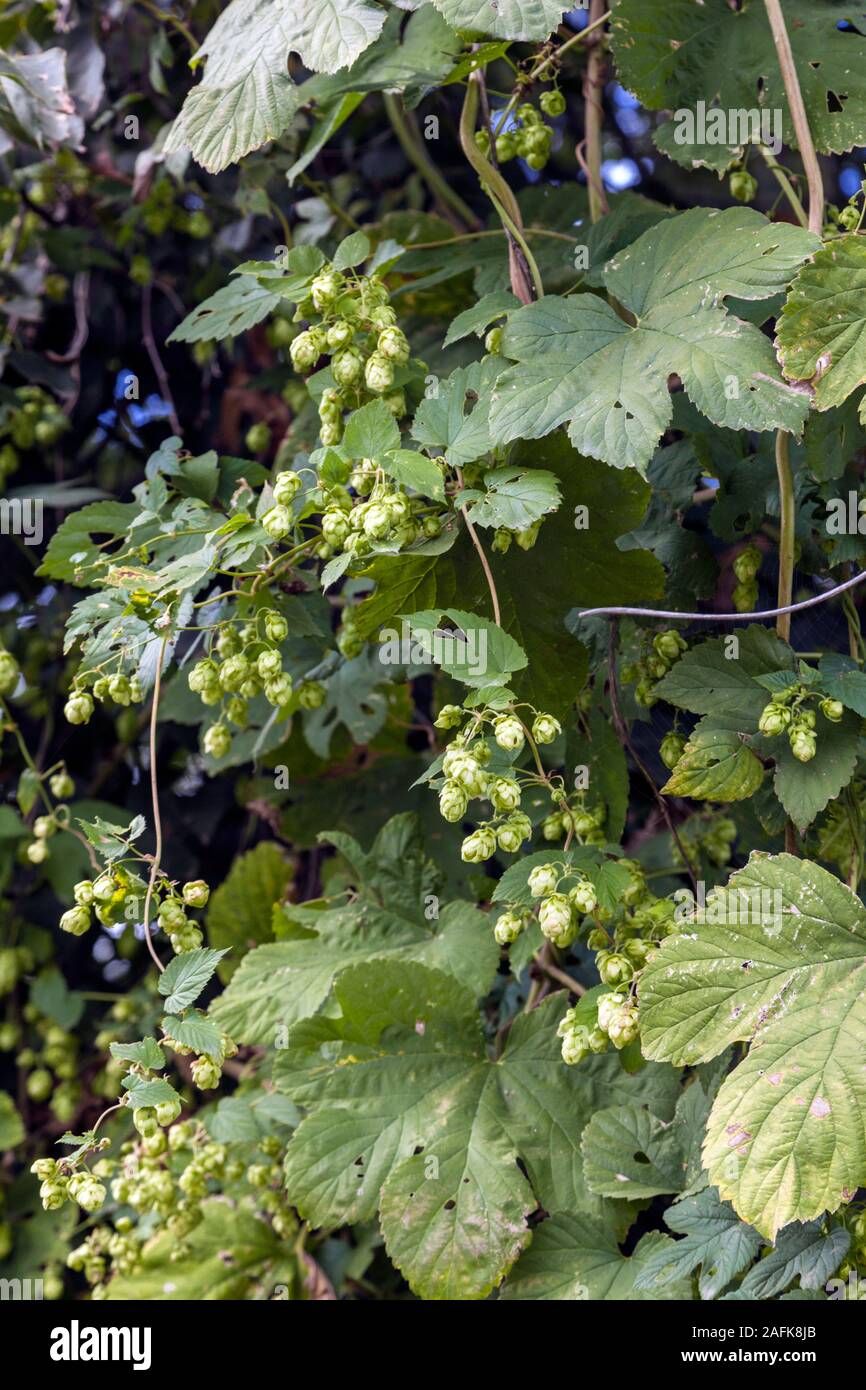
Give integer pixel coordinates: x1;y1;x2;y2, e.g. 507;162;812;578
49;770;75;799
0;650;20;694
377;326;410;365
733;544;762;583
297;680;326;709
182;880;209;908
363;502;392;540
332;347;364;387
322;509;351;546
528;863;559;898
531;712;561;744
290;331;320;372
568;878;598;914
364;353;394;393
489;777;521;812
597;950;634;986
326;319;354;350
496;822;523;854
264;612;289;643
606;1004;639;1050
493;715;524;752
561;1025;591;1066
310;270;343;311
733;580;758;613
439;781;468;822
262;504;292;540
245;422;271;454
256;648;282;681
59;906;90;936
156;1098;182;1126
40;1179;68;1211
541;812;564;841
659;731;686;769
203;724;231;759
820;697;844;723
538;892;574;945
64;691;94;725
789;724;817;762
539;88;566;117
434;704;463;730
758;701;791;736
273;470;302;506
460;827;496;863
729;169;758;202
484;326;503;354
653;629;687;663
493;911;525;945
191;1055;222;1090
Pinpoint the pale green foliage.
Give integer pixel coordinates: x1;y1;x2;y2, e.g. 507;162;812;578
640;854;866;1236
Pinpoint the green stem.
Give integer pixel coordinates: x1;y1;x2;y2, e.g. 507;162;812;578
383;92;481;231
488;192;545;301
774;431;795;643
459;78;541;301
584;0;609;224
762;0;824;234
758;148;809;229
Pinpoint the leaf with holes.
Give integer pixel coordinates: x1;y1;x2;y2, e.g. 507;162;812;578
633;1187;762;1300
611;0;866;167
277;959;679;1299
777;235;866;418
502;1211;692;1301
640;852;866;1237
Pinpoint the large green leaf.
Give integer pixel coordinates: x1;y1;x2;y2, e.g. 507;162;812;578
640;852;866;1236
655;626;794;723
633;1187;762;1300
430;0;567;42
737;1219;849;1299
210;813;498;1043
38;500;143;585
362;436;664;716
660;724;765;803
501;1211;692;1301
206;841;292;980
278;960;679;1299
581;1104;687;1200
611;0;866;166
765;707;861;831
0;48;83;152
489;209;818;474
165;0;388;172
777;235;866;420
166;276;286;344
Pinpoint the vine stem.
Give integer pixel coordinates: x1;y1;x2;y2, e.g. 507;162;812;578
383;92;481;231
456;466;501;626
142;284;181;437
459;76;541;303
142;638;169;975
774;431;796;642
758;148;809;230
583;0;609;223
608;622;698;891
762;0;824;234
577;567;866;624
497;9;612;130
